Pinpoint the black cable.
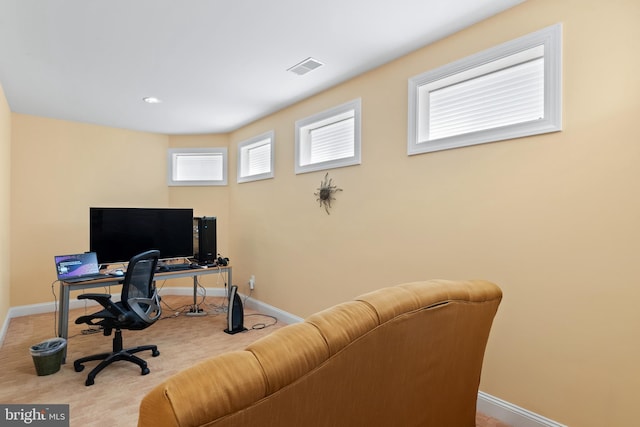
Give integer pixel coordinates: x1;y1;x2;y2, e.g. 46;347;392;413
159;299;193;317
155;279;194;317
245;313;278;330
194;276;208;306
242;288;253;306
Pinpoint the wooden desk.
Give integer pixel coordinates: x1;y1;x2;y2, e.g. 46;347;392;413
58;265;232;362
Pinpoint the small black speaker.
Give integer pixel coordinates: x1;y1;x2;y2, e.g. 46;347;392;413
224;285;247;335
194;216;216;264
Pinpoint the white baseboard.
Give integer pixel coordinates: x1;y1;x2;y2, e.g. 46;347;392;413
243;296;304;325
1;297;108;345
477;391;567;427
161;286;304;324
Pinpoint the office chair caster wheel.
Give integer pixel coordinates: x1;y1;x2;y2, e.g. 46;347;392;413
74;363;85;372
152;349;160;357
141;367;150;376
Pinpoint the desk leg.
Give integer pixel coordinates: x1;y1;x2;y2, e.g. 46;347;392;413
184;267;231;315
58;282;70;363
186;276;205;316
193;276;198;308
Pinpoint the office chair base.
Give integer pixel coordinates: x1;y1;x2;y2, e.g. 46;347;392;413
74;330;160;386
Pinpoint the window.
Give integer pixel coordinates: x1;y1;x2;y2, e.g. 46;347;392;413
295;98;361;174
167;148;227;186
237;131;275;183
408;23;562;155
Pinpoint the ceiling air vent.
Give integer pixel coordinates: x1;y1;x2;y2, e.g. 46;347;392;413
287;57;324;75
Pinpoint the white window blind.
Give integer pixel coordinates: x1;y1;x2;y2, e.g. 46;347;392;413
174;153;223;181
237;131;274;183
295;99;361;174
429;56;544;141
168;148;227;186
246;141;271;176
408;23;562;155
308;117;355;164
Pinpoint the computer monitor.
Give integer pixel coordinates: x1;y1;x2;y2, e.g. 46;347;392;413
89;207;194;264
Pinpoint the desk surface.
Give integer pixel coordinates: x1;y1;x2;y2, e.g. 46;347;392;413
60;264;231;287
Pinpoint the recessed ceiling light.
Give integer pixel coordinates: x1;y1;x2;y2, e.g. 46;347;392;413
142;97;162;104
287;57;324;75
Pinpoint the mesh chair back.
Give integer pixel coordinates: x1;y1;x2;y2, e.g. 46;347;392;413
121;250;161;326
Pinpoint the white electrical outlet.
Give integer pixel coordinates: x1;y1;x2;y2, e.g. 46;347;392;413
249;275;255;290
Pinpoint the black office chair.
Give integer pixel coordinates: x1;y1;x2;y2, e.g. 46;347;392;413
73;249;161;386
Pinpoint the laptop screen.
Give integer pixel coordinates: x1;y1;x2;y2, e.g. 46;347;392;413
54;252;101;280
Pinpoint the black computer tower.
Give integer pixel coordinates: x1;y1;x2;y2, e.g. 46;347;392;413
224;285;247;335
194;216;216;264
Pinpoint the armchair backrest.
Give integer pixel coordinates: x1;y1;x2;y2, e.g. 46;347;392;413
139;280;502;427
121;250;161;327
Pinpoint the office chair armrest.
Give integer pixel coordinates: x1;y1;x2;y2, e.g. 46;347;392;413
77;293;127;316
78;293;112;303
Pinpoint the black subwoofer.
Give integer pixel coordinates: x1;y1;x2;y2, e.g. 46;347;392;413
194;216;217;264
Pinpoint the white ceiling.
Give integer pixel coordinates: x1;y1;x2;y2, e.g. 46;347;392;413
0;0;524;135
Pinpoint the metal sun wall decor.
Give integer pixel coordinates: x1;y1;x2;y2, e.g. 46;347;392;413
314;172;342;215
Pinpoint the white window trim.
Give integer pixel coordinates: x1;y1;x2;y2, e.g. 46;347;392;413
295;98;362;174
237;130;275;183
408;23;562;155
167;147;228;186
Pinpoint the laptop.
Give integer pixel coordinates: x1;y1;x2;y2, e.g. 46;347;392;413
54;252;110;283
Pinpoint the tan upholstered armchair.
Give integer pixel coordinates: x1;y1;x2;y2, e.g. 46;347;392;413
138;279;502;427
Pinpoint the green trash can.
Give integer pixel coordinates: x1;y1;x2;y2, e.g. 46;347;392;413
30;337;66;376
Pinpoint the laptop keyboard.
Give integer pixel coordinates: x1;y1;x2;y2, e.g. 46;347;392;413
62;273;110;283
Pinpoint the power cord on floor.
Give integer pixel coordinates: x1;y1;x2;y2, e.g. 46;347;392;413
245;313;278;330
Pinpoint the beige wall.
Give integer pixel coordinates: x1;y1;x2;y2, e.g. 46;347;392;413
10;114;170;306
5;123;234;308
0;84;10;327
226;1;640;426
